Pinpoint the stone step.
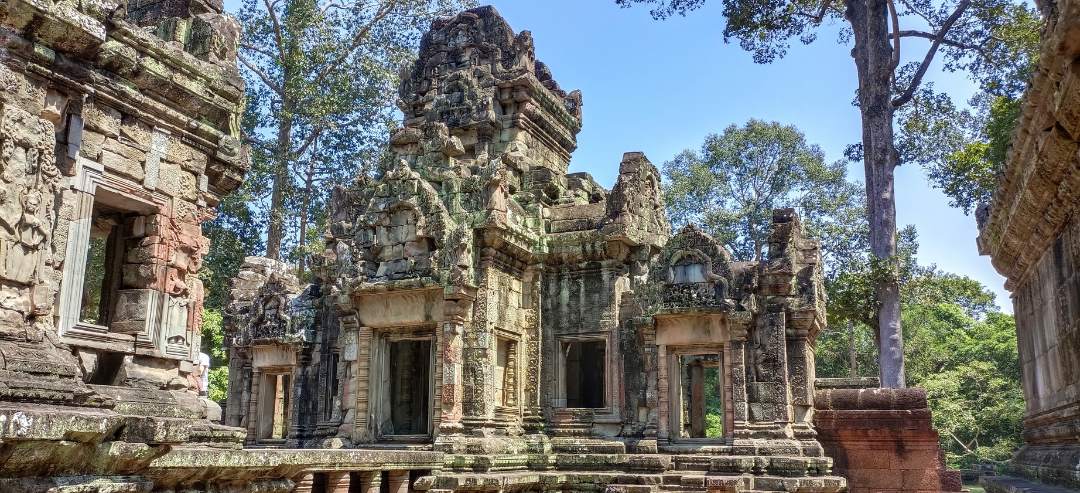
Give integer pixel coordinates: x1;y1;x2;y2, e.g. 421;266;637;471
548;453;832;477
420;468;845;493
981;474;1080;493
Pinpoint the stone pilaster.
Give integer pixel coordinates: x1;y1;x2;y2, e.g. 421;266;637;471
461;248;496;431
522;265;544;433
747;312;792;432
439;299;467;435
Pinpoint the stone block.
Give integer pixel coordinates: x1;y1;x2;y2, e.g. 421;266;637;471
101;148;145;182
178;169;199;201
80;129;106;160
122;264;162;290
40;89;67;125
84;103;121;138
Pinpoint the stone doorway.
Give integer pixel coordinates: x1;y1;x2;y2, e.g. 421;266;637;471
678;354;723;439
257;372;292;441
373;332;434;440
560;340;605;409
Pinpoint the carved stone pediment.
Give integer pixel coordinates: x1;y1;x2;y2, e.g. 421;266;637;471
351;161;455;283
653;224;735;309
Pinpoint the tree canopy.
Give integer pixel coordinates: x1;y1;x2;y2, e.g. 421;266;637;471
617;0;1040;388
236;0;473;262
663;120;865;267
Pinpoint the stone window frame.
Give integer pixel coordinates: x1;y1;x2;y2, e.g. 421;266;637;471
666;249;719;285
661;343;733;444
492;328;520;411
368;326;437;442
552;332;617;416
58;156;167;355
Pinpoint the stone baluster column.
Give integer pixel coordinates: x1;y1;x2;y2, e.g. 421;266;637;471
327;472;350;493
293;473;314;493
388;470;410;493
359;471;382;493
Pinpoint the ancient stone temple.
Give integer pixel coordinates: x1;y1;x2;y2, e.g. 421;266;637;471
222;6;848;492
0;2;964;491
977;0;1080;490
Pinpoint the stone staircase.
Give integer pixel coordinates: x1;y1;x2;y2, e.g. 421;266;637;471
420;440;847;493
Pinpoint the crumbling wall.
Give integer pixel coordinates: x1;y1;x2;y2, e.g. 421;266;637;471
814;388;963;493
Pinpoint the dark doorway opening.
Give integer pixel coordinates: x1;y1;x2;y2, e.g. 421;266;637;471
564;340;605;408
388;339;431;435
86;351;125;385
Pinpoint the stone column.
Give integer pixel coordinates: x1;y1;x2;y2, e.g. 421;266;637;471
521;265;544;432
359;471;382;493
246;368;262;444
388;470;410;493
727;314;750;437
439;299;467;434
656;344;670;440
293;473;314;493
353;325;373;443
461;248;495;430
786;322;815;438
326;472;350;493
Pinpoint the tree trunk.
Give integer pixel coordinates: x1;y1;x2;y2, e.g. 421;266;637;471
847;0;906;388
265;115;292;261
296;141;317;278
848;320;858;378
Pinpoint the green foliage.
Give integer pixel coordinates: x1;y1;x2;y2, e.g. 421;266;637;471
906;306;1023;468
208;366;230;403
235;0;473;260
201;308;230;402
663;119;865;266
899;92;1025;214
202;182;265;310
895;3;1039;214
819;263;1024;469
201;308;227;366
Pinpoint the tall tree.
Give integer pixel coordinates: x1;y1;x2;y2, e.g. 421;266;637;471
238;0;471;260
664;120;865;266
617;0;1036;387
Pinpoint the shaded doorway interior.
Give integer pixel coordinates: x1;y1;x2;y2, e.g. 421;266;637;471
563;340;605;408
376;337;432;438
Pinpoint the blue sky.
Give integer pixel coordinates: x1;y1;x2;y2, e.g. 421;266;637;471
223;0;1012;310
